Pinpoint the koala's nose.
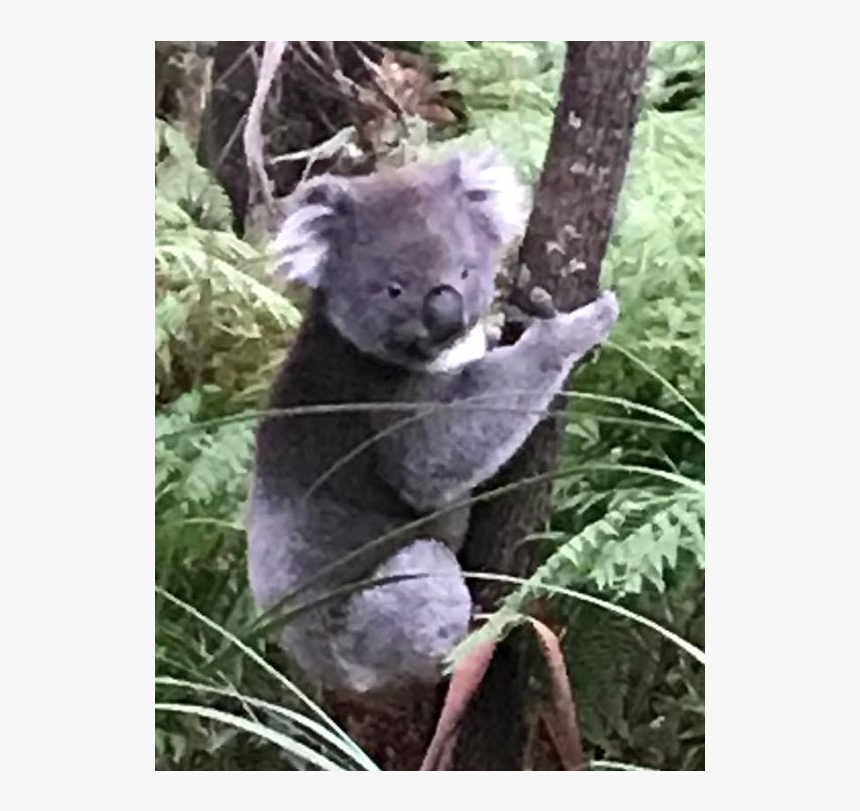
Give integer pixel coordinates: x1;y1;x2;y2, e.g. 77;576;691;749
422;285;465;343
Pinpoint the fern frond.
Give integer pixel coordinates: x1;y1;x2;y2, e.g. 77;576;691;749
155;118;302;403
449;488;704;667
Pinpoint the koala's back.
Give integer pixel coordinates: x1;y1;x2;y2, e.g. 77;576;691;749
250;301;474;606
254;303;410;514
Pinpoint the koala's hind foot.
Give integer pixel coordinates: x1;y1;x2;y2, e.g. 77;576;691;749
325;539;471;697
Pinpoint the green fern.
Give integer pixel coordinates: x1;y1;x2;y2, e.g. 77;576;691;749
155;119;309;768
155;120;301;403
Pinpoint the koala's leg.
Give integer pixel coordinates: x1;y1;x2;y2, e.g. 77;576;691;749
373;291;619;511
315;539;471;695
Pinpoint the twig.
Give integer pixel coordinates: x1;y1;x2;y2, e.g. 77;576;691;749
290;44;361;109
269;125;356;166
293;42;342;93
348;42;408;131
212;42;258;93
320;41;343;74
214;109;248;172
303;41;366;111
243;41;288;215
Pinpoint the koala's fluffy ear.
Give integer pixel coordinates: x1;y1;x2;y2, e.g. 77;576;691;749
271;176;352;287
451;150;530;244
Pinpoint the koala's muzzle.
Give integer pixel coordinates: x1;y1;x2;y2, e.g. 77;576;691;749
421;285;465;344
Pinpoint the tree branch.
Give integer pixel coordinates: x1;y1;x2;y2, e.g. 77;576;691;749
243;41;288;217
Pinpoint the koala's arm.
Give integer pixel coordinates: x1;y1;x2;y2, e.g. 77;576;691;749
372;291;619;512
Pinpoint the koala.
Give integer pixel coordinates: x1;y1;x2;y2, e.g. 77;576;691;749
247;151;619;698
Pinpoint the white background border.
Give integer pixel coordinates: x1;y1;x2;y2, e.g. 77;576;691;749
3;22;857;798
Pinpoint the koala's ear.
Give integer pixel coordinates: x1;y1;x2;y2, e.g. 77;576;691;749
271;176;352;287
450;150;529;244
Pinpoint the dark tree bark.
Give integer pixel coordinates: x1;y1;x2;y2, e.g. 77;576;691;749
463;41;650;595
453;40;650;771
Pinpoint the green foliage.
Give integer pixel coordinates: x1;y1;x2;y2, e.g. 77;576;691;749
563;577;705;771
156;588;376;771
155;121;312;769
598;105;705;407
154;121;298;605
155;120;301;403
428;41;564;115
535;488;704;596
645;41;706;112
417;41;564;181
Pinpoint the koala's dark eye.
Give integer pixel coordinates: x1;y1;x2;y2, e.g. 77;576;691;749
387;284;403;299
461;267;471;280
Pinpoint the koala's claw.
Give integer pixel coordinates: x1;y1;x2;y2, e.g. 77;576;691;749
528;286;557;318
554;290;620;356
589;290;620;333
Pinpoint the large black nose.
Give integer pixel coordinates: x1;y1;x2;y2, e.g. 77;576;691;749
422;285;465;343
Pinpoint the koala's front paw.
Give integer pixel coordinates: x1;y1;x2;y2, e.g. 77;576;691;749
555;290;620;357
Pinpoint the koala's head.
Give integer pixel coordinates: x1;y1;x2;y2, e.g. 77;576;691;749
272;151;527;368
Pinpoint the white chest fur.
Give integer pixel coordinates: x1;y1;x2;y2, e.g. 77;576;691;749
424;324;488;373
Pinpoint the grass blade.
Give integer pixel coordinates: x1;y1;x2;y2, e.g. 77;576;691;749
462;572;705;665
154;702;345;771
155;677;378;770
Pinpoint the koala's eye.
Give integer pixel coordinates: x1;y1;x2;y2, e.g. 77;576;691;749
387;283;403;299
461;267;471;280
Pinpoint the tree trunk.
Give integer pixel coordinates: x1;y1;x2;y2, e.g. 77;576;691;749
452;40;650;771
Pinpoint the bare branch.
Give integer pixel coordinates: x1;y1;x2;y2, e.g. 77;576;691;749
211;42;257;93
214;109;248;172
288;43;364;114
243;40;287;216
269;125;356;167
348;42;408;131
293;42;342;94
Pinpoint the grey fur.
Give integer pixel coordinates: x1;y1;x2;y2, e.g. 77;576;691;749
248;153;619;697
